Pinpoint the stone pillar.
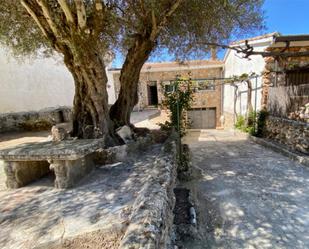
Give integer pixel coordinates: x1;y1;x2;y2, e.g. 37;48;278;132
49;154;95;189
261;71;271;109
261;56;275;109
4;161;50;188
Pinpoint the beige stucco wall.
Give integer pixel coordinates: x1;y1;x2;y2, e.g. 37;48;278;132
0;48;116;113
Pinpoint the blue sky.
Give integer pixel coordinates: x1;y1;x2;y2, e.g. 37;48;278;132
112;0;309;67
264;0;309;34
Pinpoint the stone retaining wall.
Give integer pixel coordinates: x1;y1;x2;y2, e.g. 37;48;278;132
266;116;309;155
0;107;72;133
119;139;177;249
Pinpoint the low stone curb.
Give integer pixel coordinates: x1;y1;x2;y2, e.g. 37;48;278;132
119;140;177;249
248;134;309;167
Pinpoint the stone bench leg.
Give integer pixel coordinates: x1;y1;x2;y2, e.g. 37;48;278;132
49;154;95;189
4;161;50;188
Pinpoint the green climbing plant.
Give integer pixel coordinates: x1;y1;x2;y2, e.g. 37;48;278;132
160;75;194;137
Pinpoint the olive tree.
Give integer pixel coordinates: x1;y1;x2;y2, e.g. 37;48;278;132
0;0;119;142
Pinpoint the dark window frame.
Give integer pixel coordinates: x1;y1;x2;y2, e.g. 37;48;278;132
193;79;216;91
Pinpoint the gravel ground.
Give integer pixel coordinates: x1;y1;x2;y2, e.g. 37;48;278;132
182;130;309;249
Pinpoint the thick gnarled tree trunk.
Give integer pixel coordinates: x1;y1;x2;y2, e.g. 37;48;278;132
109;0;182;127
63;49;116;143
20;0;119;143
109;38;155;127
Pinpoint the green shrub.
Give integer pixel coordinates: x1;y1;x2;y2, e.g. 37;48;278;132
246;126;256;135
247;111;257;126
235;115;246;131
255;110;269;137
235;110;269;137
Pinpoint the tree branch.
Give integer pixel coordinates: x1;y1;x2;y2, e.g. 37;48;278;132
36;0;60;37
75;0;87;29
150;0;183;41
199;41;309;58
139;0;147;19
20;0;48;37
151;9;157;34
57;0;74;24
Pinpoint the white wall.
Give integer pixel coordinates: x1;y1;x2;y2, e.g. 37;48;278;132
223;42;270;117
0;48;116;114
106;68;116;104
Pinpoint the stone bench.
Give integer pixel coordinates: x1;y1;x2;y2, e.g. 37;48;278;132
0;139;104;189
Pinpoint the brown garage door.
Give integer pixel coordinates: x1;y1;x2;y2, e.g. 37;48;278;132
187;108;216;129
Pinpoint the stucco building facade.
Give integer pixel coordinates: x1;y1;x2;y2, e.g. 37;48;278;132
223;33;278;128
223;33;309;129
110;60;224;129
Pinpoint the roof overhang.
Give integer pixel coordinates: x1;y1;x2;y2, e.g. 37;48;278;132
274;35;309;42
268;35;309;48
109;63;224;74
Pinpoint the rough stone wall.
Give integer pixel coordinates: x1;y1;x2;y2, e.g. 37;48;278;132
112;66;223;127
0;107;72;133
4;160;50;188
265;116;309;155
119;139;177;249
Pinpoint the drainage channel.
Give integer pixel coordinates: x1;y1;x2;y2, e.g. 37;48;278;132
172;144;219;249
173;186;201;249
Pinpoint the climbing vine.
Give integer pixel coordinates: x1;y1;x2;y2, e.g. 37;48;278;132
160;75;194;136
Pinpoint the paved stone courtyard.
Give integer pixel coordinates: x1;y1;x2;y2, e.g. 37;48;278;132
0;144;167;248
183;130;309;249
0;110;173;249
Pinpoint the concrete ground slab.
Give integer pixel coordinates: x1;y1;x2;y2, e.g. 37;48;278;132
183;130;309;249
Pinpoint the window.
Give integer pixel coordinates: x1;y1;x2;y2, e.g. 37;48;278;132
162;81;176;93
164;84;175;93
163;79;216;93
192;79;216;91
